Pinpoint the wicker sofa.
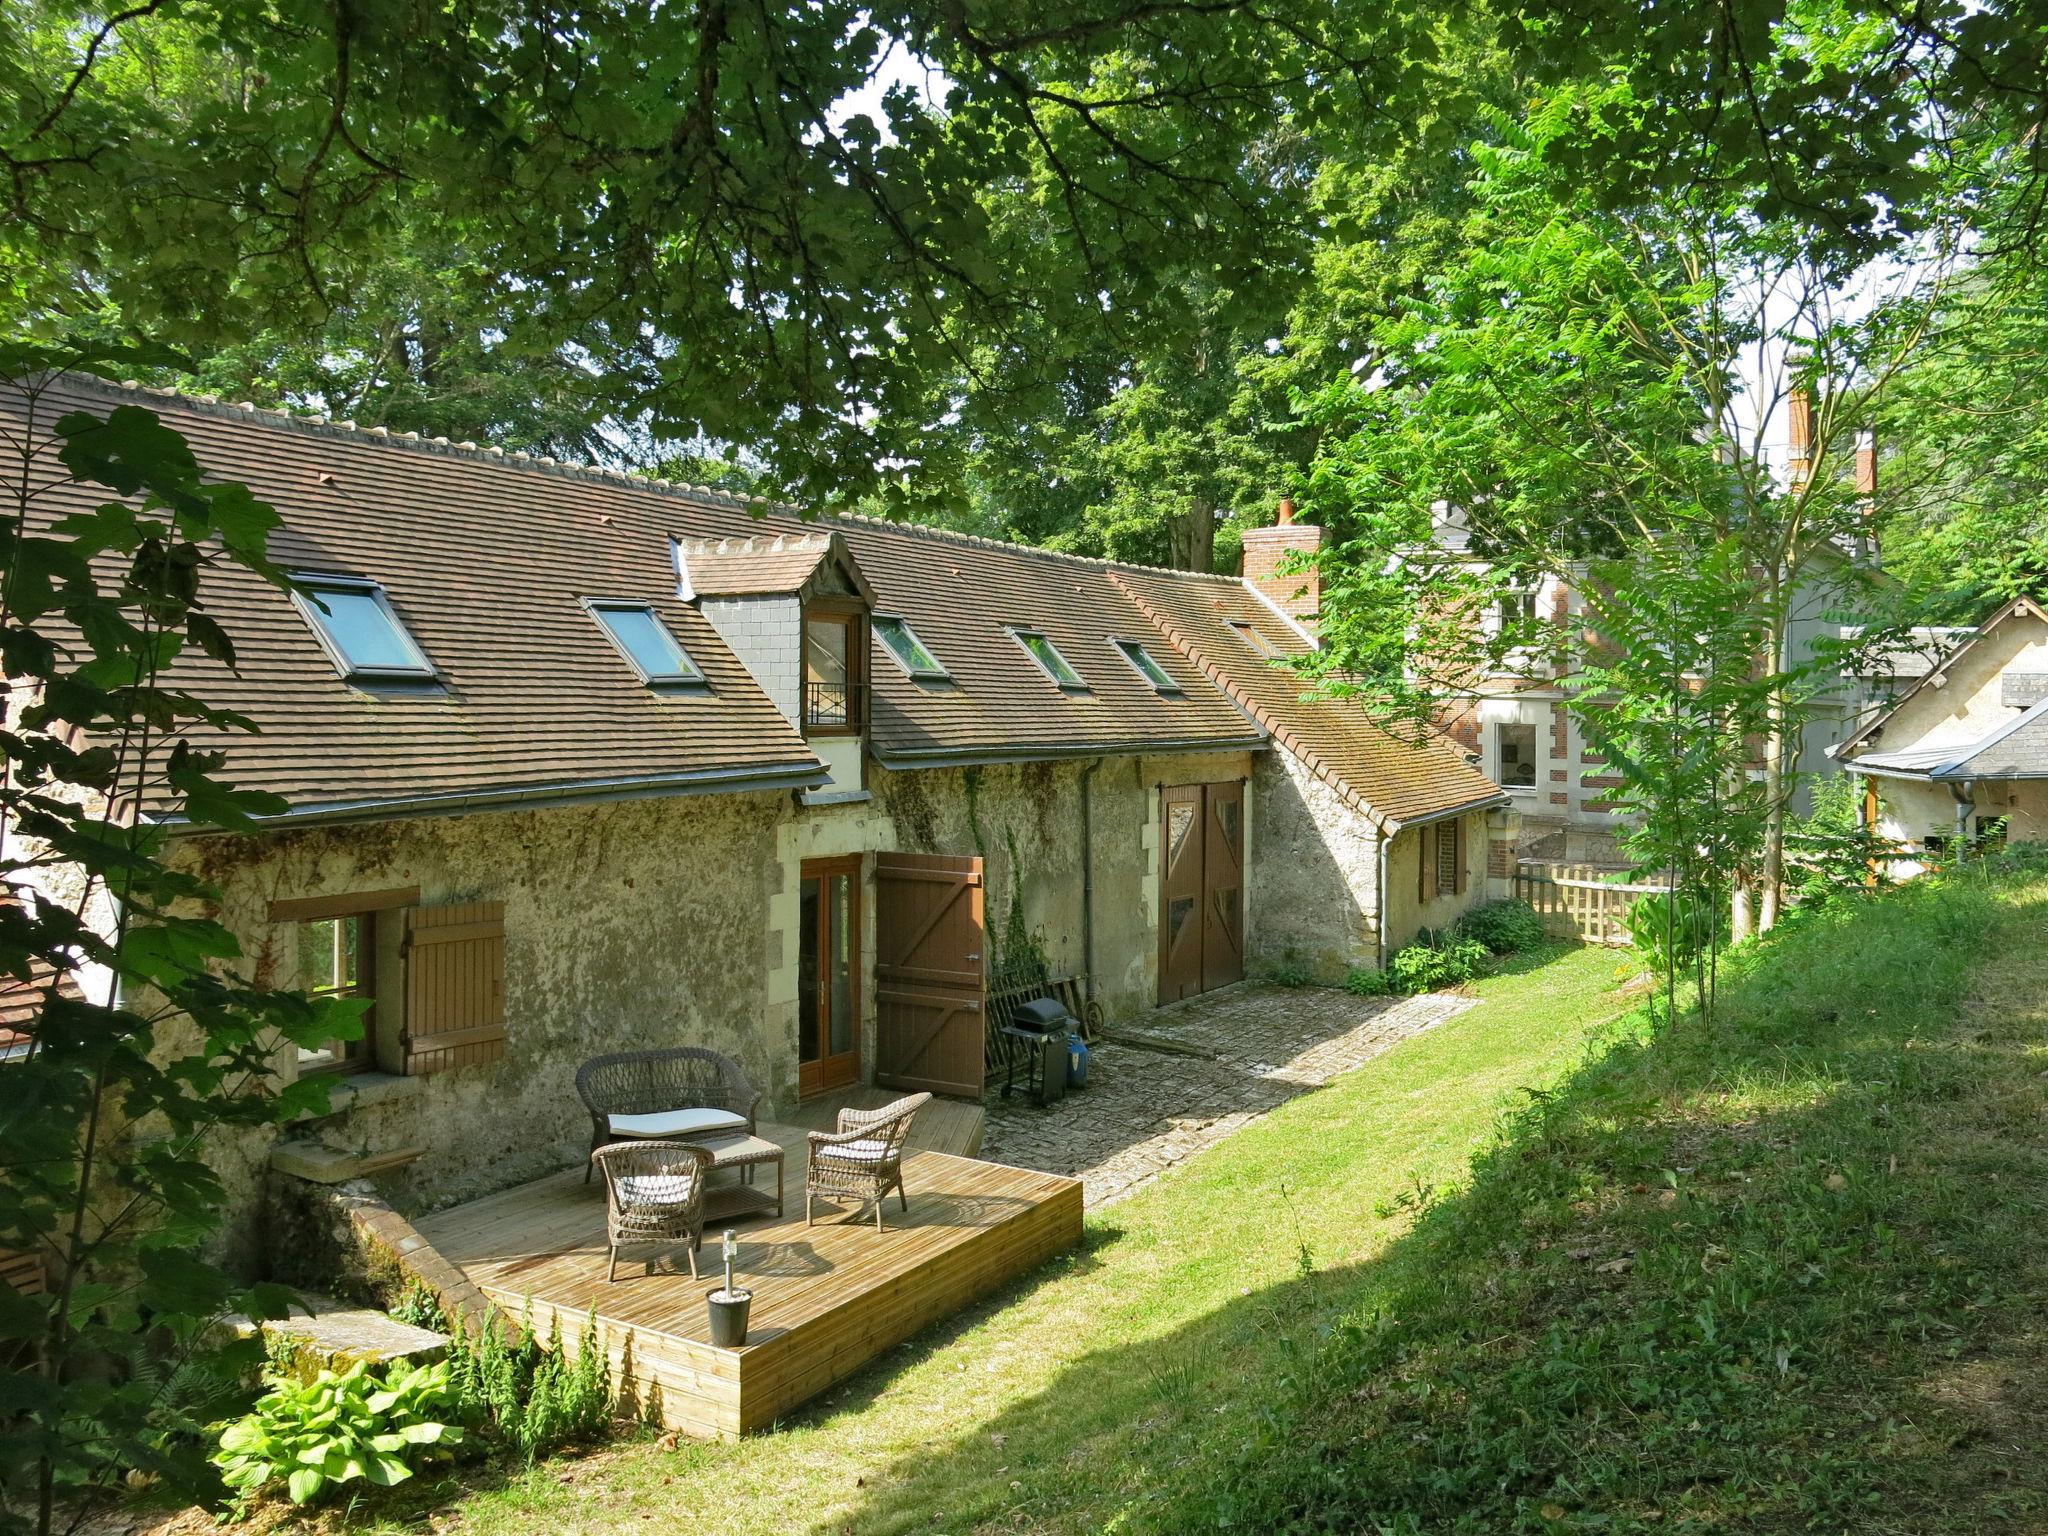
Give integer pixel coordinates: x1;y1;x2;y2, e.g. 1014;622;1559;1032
575;1046;762;1181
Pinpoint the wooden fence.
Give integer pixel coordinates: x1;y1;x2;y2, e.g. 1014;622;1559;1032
1513;861;1671;947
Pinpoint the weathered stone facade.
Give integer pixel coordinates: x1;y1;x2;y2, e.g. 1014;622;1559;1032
176;790;791;1269
1246;749;1383;983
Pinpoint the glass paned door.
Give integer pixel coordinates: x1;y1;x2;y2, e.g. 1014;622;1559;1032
798;856;862;1095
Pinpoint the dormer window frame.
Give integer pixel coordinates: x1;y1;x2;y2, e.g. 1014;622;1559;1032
290;572;438;684
1009;626;1089;692
1110;637;1183;696
803;597;868;737
583;598;708;691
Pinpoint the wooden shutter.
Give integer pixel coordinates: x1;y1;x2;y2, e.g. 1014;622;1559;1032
1416;824;1431;902
1453;818;1467;896
402;901;506;1075
0;1248;45;1297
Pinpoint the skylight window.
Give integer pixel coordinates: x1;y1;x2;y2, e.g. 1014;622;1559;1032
585;600;705;688
1112;638;1182;695
874;614;949;680
292;574;435;682
1229;620;1281;659
1010;628;1087;691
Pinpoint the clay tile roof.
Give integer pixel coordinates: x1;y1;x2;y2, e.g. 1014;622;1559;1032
1110;567;1506;826
675;530;876;604
8;377;825;824
794;514;1268;763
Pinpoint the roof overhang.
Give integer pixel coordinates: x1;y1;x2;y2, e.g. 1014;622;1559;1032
1384;790;1515;834
149;759;830;834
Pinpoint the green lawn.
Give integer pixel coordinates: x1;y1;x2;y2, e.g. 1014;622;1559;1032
287;944;1632;1536
272;868;2048;1533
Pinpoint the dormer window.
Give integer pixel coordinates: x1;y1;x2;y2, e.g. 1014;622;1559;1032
585;600;705;689
1011;628;1087;691
1112;638;1182;695
292;574;435;683
874;614;949;681
804;605;866;734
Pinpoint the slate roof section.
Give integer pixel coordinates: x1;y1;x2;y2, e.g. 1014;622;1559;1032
796;513;1268;763
10;377;828;824
1111;567;1507;827
1848;697;2048;781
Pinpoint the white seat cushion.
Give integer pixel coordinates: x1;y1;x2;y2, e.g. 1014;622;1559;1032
608;1107;748;1140
819;1138;891;1164
615;1174;695;1205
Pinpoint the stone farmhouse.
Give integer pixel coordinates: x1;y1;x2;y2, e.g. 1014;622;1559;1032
6;376;1507;1262
1835;596;2048;876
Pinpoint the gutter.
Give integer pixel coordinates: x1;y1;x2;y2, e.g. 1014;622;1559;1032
874;734;1267;771
1375;790;1515;970
149;760;830;834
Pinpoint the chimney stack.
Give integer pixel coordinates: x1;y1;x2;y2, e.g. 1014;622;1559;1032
1855;429;1877;499
1240;497;1325;630
1787;388;1814;489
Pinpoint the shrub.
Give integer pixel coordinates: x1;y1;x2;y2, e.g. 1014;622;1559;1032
1624;890;1723;979
1450;898;1547;955
213;1359;462;1509
1343;965;1392;997
1388;935;1489;993
1268;954;1313;988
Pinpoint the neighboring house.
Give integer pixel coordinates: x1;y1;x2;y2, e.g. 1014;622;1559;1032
3;376;1502;1266
1834;597;2048;876
1429;513;1881;868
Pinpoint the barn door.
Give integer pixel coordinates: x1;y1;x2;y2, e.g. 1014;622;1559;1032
1158;786;1206;1003
874;852;986;1097
1202;782;1246;992
1159;782;1245;1004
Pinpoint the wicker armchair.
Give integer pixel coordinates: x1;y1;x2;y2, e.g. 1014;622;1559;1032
805;1092;932;1232
590;1140;712;1282
576;1047;762;1181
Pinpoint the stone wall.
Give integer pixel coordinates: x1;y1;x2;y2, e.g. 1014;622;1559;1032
1382;810;1492;949
867;752;1254;1020
173;790;791;1271
1245;750;1384;984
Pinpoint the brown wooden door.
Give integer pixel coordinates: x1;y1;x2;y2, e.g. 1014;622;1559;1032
1159;785;1207;1003
798;856;863;1097
1202;782;1245;992
1159;782;1245;1003
874;852;986;1097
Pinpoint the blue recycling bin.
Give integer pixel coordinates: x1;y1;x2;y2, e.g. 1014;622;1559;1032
1065;1032;1090;1088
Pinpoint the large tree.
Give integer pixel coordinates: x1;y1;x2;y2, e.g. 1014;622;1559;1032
1;0;1441;507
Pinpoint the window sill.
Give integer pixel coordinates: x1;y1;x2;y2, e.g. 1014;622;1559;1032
292;1069;423;1123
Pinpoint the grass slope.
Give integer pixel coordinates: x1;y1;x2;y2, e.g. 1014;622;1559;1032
295;870;2048;1534
304;945;1630;1536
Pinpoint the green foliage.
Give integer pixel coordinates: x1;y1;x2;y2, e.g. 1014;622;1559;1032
1267;955;1314;989
1623;891;1724;981
1449;899;1546;955
1342;964;1392;998
0;351;371;1532
1387;934;1491;994
212;1360;462;1510
444;1308;613;1463
0;0;1446;510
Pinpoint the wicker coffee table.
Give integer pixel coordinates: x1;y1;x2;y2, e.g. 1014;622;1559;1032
686;1131;785;1222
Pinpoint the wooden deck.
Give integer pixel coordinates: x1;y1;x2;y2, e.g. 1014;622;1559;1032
414;1119;1076;1438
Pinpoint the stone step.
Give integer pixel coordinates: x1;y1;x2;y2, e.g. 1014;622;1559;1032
232;1293;450;1381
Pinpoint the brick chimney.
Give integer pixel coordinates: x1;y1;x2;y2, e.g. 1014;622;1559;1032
1854;428;1877;499
1786;387;1814;489
1240;497;1325;630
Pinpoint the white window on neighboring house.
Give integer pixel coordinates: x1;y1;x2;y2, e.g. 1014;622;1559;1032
1494;722;1538;791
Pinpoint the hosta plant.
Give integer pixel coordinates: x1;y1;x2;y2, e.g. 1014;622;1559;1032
212;1358;463;1509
